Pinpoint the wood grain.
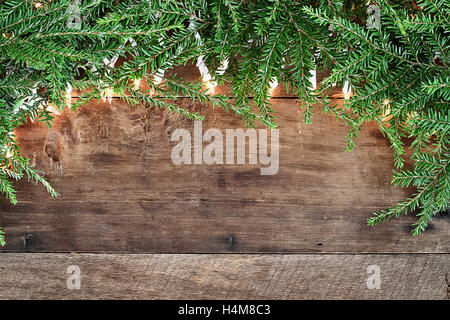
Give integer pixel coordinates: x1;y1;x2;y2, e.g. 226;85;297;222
0;253;448;299
0;97;448;253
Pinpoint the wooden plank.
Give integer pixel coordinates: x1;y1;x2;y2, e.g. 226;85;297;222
0;253;448;299
0;98;449;253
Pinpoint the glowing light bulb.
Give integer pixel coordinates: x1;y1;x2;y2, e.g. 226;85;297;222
153;74;163;85
5;146;13;159
152;68;165;85
216;59;229;76
343;80;351;99
268;78;279;96
46;103;61;115
66;83;72;108
381;99;393;122
133;78;141;90
101;88;114;104
205;80;217;95
381;106;392;123
34;2;42;8
309;69;317;91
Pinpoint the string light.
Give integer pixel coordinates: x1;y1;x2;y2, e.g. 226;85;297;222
343;80;352;99
216;59;229;76
196;54;217;94
34;2;42;9
46;103;61;115
5;148;13;159
98;37;137;103
309;69;317;91
3;144;13;159
190;19;218;95
268;78;279;96
309;49;321;91
381;99;393;122
133;78;141;90
341;46;352;99
147;13;166;86
205;80;217;95
101;88;114;104
153;72;164;85
381;105;392;123
66;83;72;108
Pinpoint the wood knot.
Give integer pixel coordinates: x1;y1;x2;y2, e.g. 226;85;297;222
22;233;32;250
226;235;236;251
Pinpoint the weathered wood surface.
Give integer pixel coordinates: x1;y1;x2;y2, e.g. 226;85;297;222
0;253;448;299
0;97;448;253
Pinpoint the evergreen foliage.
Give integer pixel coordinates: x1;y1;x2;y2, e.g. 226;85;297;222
0;0;448;243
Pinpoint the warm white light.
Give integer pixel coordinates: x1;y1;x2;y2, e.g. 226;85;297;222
46;103;61;115
34;2;42;8
5;146;13;159
101;88;114;104
196;54;218;95
66;83;72;108
309;69;317;91
383;98;391;106
216;59;229;76
268;78;279;96
153;73;163;85
381;107;392;122
205;80;217;95
343;80;351;99
133;78;141;90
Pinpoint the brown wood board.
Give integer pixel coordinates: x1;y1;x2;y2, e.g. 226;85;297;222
1;98;448;253
0;253;448;299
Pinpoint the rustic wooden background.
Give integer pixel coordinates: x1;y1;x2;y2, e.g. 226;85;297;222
0;66;448;299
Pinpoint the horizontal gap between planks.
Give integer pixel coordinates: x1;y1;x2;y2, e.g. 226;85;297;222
1;251;448;255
